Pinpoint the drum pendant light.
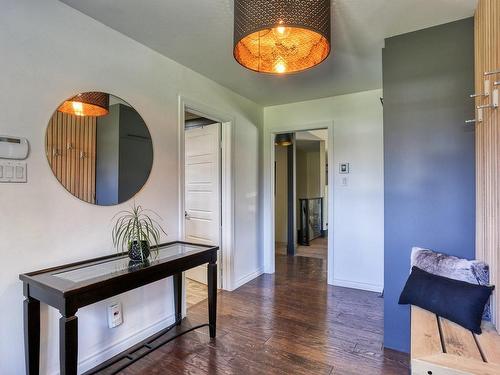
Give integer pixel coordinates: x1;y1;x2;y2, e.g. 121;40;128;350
233;0;331;74
275;133;293;146
57;92;110;117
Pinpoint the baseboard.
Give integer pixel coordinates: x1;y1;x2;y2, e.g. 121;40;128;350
58;313;176;375
233;267;264;290
332;278;383;293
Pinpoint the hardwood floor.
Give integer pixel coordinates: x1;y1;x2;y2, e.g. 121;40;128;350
186;278;209;309
115;253;409;374
276;237;328;260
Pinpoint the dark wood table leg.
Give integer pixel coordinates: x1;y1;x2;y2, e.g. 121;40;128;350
59;311;78;375
24;297;40;375
207;261;217;338
173;272;182;324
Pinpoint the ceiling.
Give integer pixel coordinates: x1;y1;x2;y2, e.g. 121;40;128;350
296;130;329;151
60;0;477;106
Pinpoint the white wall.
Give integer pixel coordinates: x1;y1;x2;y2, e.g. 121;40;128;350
264;89;384;293
306;146;321;197
319;140;328;231
0;1;262;374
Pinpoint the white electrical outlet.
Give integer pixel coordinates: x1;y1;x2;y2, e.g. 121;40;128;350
107;302;123;328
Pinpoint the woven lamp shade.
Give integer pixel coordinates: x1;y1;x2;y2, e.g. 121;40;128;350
234;0;331;74
58;92;110;117
275;133;293;146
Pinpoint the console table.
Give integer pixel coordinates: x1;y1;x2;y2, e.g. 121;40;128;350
19;241;218;375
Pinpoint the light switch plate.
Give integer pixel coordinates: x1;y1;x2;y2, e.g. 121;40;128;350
0;161;26;183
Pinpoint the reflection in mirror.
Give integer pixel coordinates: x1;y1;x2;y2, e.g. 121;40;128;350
46;92;153;206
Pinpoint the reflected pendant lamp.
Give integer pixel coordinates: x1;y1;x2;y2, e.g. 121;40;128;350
275;133;293;146
57;92;110;117
233;0;331;74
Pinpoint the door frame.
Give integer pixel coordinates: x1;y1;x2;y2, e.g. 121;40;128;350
263;121;334;284
178;96;234;294
184;122;221;285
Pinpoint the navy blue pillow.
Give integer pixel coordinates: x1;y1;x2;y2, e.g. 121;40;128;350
399;266;494;334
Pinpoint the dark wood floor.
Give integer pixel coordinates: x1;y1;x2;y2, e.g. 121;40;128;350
117;254;409;374
276;237;328;260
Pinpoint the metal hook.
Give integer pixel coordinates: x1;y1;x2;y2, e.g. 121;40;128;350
484;69;500;76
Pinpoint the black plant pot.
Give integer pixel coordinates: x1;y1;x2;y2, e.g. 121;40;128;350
128;240;151;262
128;259;150;270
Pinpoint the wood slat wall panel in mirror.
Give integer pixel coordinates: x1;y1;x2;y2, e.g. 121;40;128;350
46;111;96;204
475;0;500;329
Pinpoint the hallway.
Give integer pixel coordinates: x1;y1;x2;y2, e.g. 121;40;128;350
116;253;409;374
276;236;328;260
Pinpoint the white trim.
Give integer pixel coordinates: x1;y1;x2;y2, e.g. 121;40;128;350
178;95;235;292
221;121;235;290
263;121;335;285
333;279;383;293
326;124;334;285
63;313;176;375
233;268;264;290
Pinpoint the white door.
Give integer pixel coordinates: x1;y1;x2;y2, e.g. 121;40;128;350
184;123;221;285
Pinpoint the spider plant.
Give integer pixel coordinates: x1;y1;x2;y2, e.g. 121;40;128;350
112;203;167;262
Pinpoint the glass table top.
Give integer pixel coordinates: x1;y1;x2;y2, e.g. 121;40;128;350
52;243;210;283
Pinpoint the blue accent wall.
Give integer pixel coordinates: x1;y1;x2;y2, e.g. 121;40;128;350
383;18;475;353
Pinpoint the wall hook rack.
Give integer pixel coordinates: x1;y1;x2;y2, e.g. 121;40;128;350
484;68;500;76
470;108;484;124
476;89;499;110
470;80;490;97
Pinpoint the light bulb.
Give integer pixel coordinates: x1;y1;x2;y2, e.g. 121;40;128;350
273;21;290;38
72;101;84;116
274;60;287;74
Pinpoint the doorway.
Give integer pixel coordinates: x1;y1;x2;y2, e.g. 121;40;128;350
274;129;329;270
179;97;235;318
183;111;222;309
264;121;334;283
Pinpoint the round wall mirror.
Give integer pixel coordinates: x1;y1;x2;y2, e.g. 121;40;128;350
45;92;153;206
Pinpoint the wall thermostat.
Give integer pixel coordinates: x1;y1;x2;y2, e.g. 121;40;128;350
339;163;350;174
0;136;29;160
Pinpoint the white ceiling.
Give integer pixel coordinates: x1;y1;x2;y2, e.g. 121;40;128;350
296;129;329;151
59;0;477;106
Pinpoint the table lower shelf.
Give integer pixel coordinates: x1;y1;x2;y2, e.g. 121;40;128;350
83;318;212;375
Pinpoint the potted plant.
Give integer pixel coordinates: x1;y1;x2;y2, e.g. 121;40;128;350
112;203;167;263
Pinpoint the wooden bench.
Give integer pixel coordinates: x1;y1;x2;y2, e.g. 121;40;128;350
411;306;500;374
